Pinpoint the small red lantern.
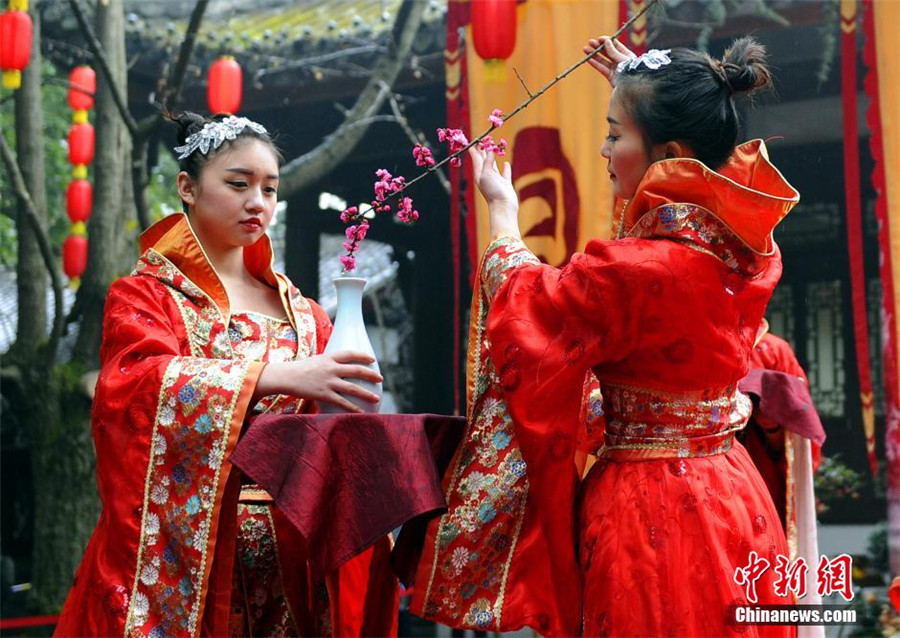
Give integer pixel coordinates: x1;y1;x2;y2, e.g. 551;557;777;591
471;0;517;63
66;179;93;223
68;122;95;166
68;66;96;112
207;56;242;115
62;234;88;279
0;6;33;90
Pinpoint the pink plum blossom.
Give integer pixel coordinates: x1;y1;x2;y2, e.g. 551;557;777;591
413;143;435;168
339;255;357;272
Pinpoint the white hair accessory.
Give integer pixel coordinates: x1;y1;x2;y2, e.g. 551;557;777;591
616;48;672;74
174;115;268;160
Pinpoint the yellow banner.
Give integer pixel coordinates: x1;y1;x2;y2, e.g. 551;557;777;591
875;0;900;404
467;0;620;266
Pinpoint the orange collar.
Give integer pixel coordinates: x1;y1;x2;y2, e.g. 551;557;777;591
624;139;799;253
138;213;282;317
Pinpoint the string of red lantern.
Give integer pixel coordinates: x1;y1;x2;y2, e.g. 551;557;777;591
470;0;517;83
208;55;242;114
0;0;33;90
63;65;96;284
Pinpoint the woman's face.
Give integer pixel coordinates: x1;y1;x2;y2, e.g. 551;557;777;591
178;138;280;252
600;89;653;200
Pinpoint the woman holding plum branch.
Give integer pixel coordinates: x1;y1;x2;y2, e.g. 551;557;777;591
403;30;802;638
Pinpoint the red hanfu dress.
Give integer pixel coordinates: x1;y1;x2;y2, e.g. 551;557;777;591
55;213;398;637
411;140;800;637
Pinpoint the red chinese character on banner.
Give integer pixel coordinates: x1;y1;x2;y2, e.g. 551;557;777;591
733;551;771;604
773;554;808;599
816;554;854;601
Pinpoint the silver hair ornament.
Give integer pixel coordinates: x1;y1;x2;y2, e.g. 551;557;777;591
616;49;672;74
174;116;269;160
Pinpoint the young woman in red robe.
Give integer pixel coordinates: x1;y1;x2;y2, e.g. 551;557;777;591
55;113;397;637
411;38;800;636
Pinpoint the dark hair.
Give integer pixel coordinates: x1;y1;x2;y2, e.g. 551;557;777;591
615;36;773;170
164;110;284;212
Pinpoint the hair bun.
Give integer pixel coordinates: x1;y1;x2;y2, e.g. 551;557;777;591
718;36;773;96
166;111;207;146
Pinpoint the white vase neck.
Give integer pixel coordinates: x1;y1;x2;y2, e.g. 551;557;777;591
332;276;367;327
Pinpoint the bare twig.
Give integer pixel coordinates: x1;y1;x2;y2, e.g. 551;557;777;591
138;0;210;137
0;135;66;366
384;87;450;194
348;0;662;217
67;0;138;136
279;0;428;197
513;67;534;98
131;0;210;230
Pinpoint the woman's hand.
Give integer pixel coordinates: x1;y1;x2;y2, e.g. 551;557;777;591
468;146;521;240
255;352;383;413
583;36;636;87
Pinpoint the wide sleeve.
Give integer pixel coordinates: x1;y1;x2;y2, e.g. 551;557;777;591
85;275;263;637
412;236;649;636
483;235;651;389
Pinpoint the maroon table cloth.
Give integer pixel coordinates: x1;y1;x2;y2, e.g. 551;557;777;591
230;413;464;575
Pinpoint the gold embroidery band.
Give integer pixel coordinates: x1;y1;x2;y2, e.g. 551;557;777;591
598;427;740;460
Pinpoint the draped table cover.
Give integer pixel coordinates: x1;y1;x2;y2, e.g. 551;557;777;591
230;413;464;576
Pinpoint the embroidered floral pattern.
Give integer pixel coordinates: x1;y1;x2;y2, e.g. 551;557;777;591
481;237;541;301
124;249;320;636
229;504;298;636
419;238;533;630
126;356;250;635
598;382;753;460
628;203;768;277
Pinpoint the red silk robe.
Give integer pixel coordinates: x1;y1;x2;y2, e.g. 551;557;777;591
55;214;397;637
412;140;800;636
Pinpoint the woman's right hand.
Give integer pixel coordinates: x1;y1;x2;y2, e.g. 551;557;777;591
583;36;636;87
255;352;383;413
469;146;521;240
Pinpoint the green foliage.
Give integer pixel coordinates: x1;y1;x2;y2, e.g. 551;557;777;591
815;454;865;515
0;61;73;269
865;522;889;576
146;143;181;222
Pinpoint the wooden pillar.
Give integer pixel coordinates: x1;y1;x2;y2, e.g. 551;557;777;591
284;189;321;301
410;177;454;414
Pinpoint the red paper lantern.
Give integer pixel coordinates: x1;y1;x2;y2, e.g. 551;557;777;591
66;179;92;223
68;122;95;166
0;8;33;90
207;56;242;115
471;0;517;61
63;235;88;279
68;66;96;112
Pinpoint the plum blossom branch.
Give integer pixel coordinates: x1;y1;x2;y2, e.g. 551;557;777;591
351;0;662;215
337;0;661;273
513;67;535;98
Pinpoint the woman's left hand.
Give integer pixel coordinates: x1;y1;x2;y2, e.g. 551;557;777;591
469;146;521;240
584;36;636;87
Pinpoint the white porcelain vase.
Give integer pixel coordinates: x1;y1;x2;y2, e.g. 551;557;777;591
319;276;382;413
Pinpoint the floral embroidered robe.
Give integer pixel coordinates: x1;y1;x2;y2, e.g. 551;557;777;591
55;214;397;637
411;140;801;636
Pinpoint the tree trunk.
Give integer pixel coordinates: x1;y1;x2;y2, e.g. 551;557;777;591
71;0;134;367
26;0;134;613
30;372;99;611
12;6;47;359
279;0;427;198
